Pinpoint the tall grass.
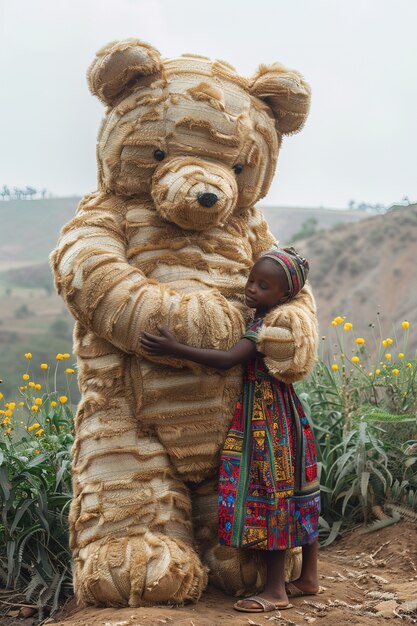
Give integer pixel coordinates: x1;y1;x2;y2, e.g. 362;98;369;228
0;355;75;620
297;317;417;544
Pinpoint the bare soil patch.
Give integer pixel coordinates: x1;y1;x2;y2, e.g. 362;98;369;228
2;519;416;626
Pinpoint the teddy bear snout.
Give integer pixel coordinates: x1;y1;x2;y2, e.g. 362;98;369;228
151;157;237;231
197;192;218;208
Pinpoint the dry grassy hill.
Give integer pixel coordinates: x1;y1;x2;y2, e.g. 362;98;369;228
292;203;417;355
0;197;385;394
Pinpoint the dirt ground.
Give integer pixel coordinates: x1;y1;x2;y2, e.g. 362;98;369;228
3;520;417;626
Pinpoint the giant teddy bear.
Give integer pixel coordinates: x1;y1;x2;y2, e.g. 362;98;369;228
50;39;318;607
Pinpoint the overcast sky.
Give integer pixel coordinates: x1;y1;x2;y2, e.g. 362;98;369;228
1;0;416;208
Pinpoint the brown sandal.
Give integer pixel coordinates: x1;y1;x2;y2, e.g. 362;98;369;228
234;595;293;613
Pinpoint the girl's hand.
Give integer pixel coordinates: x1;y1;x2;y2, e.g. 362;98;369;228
141;325;180;356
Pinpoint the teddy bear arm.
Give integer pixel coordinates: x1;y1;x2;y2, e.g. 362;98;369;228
50;194;246;359
257;283;318;383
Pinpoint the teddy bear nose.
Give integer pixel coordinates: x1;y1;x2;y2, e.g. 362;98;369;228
197;192;218;208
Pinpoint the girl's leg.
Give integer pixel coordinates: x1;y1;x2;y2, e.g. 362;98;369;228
288;539;319;594
235;549;290;610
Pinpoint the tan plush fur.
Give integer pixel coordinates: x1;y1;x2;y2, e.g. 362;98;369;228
50;39;314;607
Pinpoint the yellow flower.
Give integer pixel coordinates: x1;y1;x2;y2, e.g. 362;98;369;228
5;410;13;418
24;352;32;359
2;417;11;426
35;383;41;390
19;386;26;391
385;353;391;359
50;401;57;408
398;353;404;359
22;374;30;381
382;339;388;347
0;392;3;400
392;369;399;375
355;337;365;345
35;429;44;437
6;427;12;434
406;362;412;368
18;401;24;406
402;321;410;329
65;368;75;374
7;402;16;410
40;363;48;370
351;356;360;364
31;406;39;412
32;422;40;429
63;353;71;359
368;372;373;377
331;316;345;326
331;363;339;372
0;410;5;415
56;353;64;361
386;338;393;345
59;396;68;404
34;398;42;406
28;381;36;388
343;322;353;331
34;449;40;455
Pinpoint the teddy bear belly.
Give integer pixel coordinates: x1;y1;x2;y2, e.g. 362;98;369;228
138;359;242;482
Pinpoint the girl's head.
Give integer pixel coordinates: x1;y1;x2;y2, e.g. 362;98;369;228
245;246;309;314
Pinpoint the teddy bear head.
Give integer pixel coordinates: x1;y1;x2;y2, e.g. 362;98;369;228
88;39;310;231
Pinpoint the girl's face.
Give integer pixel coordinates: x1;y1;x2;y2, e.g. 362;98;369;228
245;258;289;315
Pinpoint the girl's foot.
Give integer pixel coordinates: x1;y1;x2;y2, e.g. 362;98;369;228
285;578;322;597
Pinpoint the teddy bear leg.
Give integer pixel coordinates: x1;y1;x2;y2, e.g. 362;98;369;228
71;429;207;607
192;478;302;597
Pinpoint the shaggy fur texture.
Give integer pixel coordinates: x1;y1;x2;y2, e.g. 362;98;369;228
50;39;316;608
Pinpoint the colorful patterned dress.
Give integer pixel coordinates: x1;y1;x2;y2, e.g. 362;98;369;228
218;318;320;550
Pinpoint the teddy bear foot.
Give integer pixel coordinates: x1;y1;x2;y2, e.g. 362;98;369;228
204;543;302;597
74;532;208;607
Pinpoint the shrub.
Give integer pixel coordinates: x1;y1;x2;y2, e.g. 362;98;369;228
0;354;76;620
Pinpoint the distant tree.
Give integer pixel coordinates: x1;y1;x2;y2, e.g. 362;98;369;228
290;217;323;243
1;185;10;200
50;318;71;338
13;187;22;200
14;304;33;319
348;199;356;210
25;186;37;199
41;188;47;199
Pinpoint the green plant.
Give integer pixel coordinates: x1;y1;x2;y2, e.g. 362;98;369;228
0;355;75;620
297;317;417;544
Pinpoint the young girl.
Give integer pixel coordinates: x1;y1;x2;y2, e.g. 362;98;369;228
141;246;321;614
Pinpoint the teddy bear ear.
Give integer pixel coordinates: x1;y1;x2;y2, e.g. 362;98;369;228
249;64;311;135
87;39;163;106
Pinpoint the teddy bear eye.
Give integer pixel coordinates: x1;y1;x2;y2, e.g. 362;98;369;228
233;164;244;175
153;149;166;161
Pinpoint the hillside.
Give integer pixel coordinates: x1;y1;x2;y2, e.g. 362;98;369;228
0;197;79;265
293;203;417;354
261;204;368;244
0;197;368;268
0;197;381;395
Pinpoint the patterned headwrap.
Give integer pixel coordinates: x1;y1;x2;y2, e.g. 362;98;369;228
260;245;309;300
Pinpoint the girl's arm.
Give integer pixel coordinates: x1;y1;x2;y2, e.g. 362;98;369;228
141;326;257;370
